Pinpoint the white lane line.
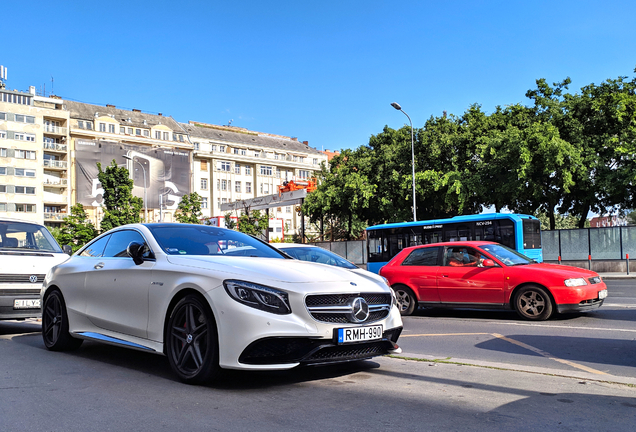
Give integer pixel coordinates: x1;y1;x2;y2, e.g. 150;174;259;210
484;321;636;333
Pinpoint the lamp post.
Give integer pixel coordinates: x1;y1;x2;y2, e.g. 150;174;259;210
391;102;417;221
123;155;147;223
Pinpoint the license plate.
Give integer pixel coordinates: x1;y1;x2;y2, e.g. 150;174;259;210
337;325;383;344
598;290;608;300
13;299;40;309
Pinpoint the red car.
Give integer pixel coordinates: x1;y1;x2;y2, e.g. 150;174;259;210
379;241;607;320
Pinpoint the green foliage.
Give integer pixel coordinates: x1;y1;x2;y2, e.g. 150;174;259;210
97;160;144;232
237;209;269;237
534;211;589;230
626;210;636;226
55;203;99;251
175;192;203;224
223;212;237;230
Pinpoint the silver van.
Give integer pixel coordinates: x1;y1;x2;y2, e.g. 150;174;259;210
0;218;70;320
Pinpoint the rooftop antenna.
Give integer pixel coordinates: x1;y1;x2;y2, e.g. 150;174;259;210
228;119;233;126
51;76;54;95
0;65;7;89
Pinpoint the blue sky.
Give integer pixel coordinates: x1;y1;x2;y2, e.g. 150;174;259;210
2;0;636;152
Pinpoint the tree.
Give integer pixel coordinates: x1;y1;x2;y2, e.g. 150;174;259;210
236;208;269;237
223;212;238;230
97;160;144;232
55;203;98;252
175;192;203;224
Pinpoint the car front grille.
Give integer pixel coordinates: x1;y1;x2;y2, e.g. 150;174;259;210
239;327;403;365
0;289;41;296
305;293;392;324
0;274;45;284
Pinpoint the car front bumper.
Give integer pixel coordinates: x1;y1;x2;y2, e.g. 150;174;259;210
0;287;42;320
556;298;605;314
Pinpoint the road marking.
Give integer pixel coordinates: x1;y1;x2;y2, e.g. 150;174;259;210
400;331;610;375
603;303;636;308
401;332;489;337
482;321;636;333
491;333;609;375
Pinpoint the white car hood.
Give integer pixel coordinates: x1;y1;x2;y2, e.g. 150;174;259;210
0;252;69;275
165;255;384;288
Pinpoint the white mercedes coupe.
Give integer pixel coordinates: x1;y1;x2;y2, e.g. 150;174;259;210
41;223;403;384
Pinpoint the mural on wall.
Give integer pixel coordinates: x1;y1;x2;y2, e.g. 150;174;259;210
75;139;191;210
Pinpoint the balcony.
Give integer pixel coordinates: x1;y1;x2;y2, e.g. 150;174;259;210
43;125;68;136
44;212;68;221
43;142;68;153
43;178;68;187
43;160;68;169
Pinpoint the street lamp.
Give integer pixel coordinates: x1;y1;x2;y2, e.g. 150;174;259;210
391;102;417;221
123;155;147;223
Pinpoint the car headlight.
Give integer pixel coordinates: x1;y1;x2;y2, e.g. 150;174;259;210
224;280;291;315
564;278;588;287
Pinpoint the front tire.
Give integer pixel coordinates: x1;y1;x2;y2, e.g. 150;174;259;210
166;295;220;384
393;285;417;316
42;289;83;351
514;285;553;320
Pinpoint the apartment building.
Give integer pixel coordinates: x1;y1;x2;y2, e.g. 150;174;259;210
0;86;71;226
181;121;328;236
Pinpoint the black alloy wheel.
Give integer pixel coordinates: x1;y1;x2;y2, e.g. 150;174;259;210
393;285;417;316
514;285;554;321
166;295;220;384
42;289;83;351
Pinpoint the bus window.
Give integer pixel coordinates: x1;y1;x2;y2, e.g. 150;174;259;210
497;220;515;249
423;230;442;244
522;219;542;249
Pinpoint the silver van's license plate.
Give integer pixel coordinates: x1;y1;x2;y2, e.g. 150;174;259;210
14;299;40;309
337;325;383;344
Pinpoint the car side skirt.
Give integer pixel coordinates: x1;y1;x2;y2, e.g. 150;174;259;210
418;302;511;310
73;331;163;354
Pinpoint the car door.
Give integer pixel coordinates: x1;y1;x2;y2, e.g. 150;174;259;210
436;246;505;304
84;229;154;339
396;246;441;303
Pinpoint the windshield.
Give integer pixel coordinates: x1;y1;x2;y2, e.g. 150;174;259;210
278;246;358;269
479;243;534;266
0;221;63;253
147;225;286;258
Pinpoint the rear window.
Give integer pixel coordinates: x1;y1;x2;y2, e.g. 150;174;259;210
401;247;440;266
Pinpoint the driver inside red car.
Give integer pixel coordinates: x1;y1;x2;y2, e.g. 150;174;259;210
447;248;479;267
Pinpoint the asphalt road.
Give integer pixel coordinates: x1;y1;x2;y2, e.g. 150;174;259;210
398;279;636;380
1;280;635;431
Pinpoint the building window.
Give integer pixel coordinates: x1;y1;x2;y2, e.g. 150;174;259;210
241;149;246;156
217;179;220;190
0;185;5;192
99;123;106;132
245;166;252;175
16;150;36;160
286;206;292;213
219;161;231;172
121;126;127;134
0;148;6;157
143;130;149;137
254;152;260;158
179;135;184;142
14;133;35;142
246;182;252;193
313;158;318;165
201;160;208;171
14;114;35;123
217;198;221;209
219;146;226;152
15;168;36;177
0;131;6;139
200;178;208;190
221;180;228;191
260;166;272;176
235;164;241;174
15;204;36;213
0;112;6;120
211;145;217;152
298;170;310;179
201;197;208;209
233;148;240;155
0;203;6;211
194;142;200;151
260;183;270;194
155;131;161;139
163;132;169;140
136;129;142;136
15;186;36;195
235;181;241;192
274;154;280;160
0;167;6;175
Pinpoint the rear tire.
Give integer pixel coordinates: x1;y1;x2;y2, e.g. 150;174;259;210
42;289;83;351
393;285;417;316
166;295;220;384
514;285;553;320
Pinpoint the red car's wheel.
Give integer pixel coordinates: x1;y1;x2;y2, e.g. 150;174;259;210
393;285;417;316
514;285;553;320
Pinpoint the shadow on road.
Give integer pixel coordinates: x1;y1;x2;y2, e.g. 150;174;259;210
0;319;41;336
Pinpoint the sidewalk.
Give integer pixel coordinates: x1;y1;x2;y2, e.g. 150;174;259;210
599;272;636;279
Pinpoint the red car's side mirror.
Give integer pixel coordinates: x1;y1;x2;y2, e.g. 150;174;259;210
482;259;496;267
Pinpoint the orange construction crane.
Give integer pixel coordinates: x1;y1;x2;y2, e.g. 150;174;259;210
278;178;317;194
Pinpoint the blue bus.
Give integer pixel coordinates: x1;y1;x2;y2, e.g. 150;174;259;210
366;213;542;274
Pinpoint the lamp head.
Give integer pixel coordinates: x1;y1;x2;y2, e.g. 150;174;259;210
390;102;402;110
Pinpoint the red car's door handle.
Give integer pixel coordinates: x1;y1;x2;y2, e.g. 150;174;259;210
441;274;449;278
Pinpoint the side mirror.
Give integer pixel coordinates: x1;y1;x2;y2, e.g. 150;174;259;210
482;259;496;268
63;245;73;255
127;241;148;265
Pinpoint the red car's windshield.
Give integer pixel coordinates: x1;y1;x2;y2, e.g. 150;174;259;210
479;244;534;266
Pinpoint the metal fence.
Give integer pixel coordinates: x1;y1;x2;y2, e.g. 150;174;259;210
311;226;636;267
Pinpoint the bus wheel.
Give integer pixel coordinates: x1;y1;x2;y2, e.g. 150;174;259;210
514;285;553;320
393;285;417;316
